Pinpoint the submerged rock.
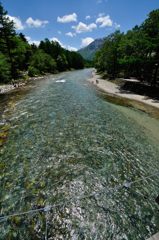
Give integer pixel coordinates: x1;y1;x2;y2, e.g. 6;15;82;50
155;195;159;205
0;124;10;147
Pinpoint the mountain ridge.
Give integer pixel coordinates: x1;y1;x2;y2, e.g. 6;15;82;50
78;38;105;61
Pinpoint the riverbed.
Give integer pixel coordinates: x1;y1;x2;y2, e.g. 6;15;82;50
0;69;159;239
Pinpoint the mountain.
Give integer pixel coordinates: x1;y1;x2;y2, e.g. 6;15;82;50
78;38;105;61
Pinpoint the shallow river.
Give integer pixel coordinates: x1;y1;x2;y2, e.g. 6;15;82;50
0;69;159;239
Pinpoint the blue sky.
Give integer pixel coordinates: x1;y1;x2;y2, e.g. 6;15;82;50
1;0;159;50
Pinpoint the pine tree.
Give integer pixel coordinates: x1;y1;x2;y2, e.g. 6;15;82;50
0;2;16;79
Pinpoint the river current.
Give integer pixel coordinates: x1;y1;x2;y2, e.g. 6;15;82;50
0;69;159;239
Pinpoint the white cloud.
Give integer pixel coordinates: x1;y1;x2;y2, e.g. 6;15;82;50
114;23;121;29
26;36;77;51
65;32;76;37
67;46;77;51
7;15;49;30
85;15;91;20
98;13;105;17
96;15;113;27
72;22;97;33
7;15;24;30
57;13;77;23
81;37;94;47
50;37;77;51
26;17;49;28
50;37;65;48
26;36;40;46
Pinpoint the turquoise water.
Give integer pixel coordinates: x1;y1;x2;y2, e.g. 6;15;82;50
0;69;159;239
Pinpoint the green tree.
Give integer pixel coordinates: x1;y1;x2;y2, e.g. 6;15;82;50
39;39;84;71
12;36;30;73
0;53;11;83
39;39;63;60
0;2;16;78
0;2;84;83
69;51;84;69
118;27;152;80
29;49;57;74
95;9;159;86
95;31;123;79
142;9;159;85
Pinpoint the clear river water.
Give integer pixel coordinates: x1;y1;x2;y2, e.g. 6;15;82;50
0;69;159;239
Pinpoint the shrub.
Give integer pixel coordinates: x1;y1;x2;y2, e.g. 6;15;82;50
0;54;11;83
28;66;40;77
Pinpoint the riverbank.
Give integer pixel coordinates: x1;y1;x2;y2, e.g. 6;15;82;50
89;70;159;119
0;69;78;94
0;76;46;94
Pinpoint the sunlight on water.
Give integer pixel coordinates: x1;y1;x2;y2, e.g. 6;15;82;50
56;79;66;83
0;69;159;239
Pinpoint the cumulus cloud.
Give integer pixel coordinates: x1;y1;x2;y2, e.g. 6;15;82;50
81;37;94;47
26;17;49;28
65;32;76;37
7;15;49;30
7;15;24;30
72;22;97;33
85;15;91;20
26;35;77;52
26;36;40;46
50;37;64;47
57;13;77;23
67;46;77;51
96;15;113;27
50;37;77;51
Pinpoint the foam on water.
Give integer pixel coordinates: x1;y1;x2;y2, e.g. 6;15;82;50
56;79;66;83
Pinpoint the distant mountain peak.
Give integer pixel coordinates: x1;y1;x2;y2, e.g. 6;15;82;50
78;38;105;60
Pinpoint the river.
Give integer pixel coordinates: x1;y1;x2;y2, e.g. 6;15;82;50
0;69;159;239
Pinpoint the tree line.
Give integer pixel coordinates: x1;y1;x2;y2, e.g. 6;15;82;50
0;3;84;84
95;9;159;86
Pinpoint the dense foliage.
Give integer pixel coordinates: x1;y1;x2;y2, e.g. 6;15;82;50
95;9;159;86
0;3;84;83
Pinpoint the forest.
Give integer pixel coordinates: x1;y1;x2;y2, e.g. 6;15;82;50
95;9;159;86
1;1;159;87
0;3;84;84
